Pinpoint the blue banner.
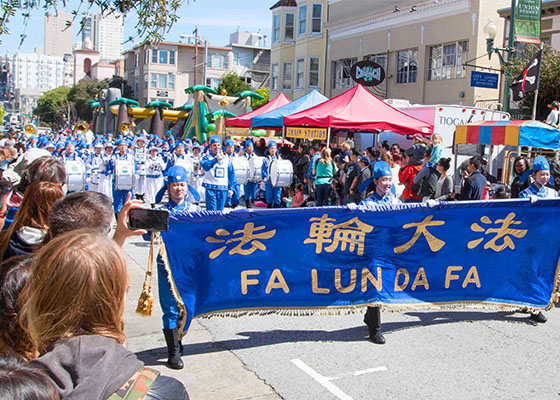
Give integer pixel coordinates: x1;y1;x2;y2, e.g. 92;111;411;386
160;200;560;334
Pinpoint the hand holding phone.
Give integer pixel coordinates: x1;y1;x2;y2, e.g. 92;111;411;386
128;208;170;232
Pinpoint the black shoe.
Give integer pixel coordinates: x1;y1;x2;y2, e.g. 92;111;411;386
163;328;184;369
369;331;386;345
530;311;547;323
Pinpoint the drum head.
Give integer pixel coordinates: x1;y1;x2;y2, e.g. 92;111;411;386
270;160;279;186
232;157;249;185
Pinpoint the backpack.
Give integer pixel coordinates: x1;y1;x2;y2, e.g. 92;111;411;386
107;367;160;400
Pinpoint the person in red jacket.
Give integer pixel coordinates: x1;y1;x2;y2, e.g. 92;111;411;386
399;152;423;202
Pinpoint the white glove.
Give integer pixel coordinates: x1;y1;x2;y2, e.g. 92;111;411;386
347;202;358;210
529;195;539;204
227;190;233;197
426;199;438;208
222;208;232;215
215;152;223;162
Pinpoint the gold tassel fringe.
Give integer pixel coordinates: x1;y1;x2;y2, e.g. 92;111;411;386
136;232;156;316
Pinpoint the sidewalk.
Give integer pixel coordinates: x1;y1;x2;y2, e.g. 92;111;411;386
122;235;282;400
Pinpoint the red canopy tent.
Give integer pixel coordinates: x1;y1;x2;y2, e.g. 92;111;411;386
226;93;291;128
283;84;433;139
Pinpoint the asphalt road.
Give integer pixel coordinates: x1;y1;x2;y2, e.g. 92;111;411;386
123;233;560;400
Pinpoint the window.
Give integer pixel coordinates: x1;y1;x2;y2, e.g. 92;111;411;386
169;50;175;65
396;48;418;84
158;74;167;88
272;15;281;43
282;62;293;91
271;63;279;91
206;78;221;89
134;53;139;67
309;57;320;88
210;53;227;69
364;53;387;71
298;5;307;36
159;50;168;64
295;59;304;89
144;50;149;65
285;13;295;41
168;74;175;89
144;73;148;89
428;40;468;81
151;73;157;88
152;49;158;64
332;57;356;89
311;4;322;34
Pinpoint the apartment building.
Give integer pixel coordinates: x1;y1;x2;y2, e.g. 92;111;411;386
44;11;73;57
269;0;328;100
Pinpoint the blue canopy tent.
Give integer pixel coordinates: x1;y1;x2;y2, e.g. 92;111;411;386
251;90;328;127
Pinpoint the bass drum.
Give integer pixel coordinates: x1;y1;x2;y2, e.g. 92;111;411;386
231;157;249;185
248;156;264;182
65;160;86;192
269;159;293;187
115;158;134;191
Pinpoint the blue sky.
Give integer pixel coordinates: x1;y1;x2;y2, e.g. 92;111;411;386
1;0;272;53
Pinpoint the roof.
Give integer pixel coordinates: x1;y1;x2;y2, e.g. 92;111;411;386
226;93;291;128
283;84;433;135
270;0;297;10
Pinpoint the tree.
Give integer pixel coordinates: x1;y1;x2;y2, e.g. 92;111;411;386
252;87;269;109
67;79;108;122
217;72;251;97
34;87;70;129
0;103;4;123
505;44;560;120
108;76;135;99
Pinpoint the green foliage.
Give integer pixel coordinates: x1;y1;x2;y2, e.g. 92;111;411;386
0;103;5;122
252;87;269;109
68;79;109;122
34;87;70;128
0;0;197;44
505;44;560;120
217;72;251;97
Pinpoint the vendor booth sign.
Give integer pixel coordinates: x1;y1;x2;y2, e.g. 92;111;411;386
351;61;385;87
226;127;251;136
286;127;327;140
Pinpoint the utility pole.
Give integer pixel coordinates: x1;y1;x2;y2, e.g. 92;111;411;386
194;27;199;86
503;0;516;113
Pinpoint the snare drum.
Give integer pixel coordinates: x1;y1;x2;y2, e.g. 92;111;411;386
115;158;134;190
65;160;86;192
269;159;294;187
248;156;264;182
231;157;249;185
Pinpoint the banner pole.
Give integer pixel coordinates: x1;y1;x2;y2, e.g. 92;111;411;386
282;126;286;145
531;43;544;121
326;127;331;147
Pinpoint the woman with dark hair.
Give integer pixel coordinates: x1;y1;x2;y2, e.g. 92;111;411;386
510;156;530;198
0;255;34;360
0;356;60;400
294;144;310;184
22;230;189;399
0;181;64;260
434;157;453;201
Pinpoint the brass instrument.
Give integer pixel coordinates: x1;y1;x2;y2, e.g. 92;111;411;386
24;123;36;135
75;121;89;134
119;121;131;134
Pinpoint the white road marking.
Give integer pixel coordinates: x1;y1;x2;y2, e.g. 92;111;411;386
328;366;388;380
291;358;354;400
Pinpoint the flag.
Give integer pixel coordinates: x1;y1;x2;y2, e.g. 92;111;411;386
510;50;542;102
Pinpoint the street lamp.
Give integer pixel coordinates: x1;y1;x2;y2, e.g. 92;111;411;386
484;18;514;113
180;34;208;86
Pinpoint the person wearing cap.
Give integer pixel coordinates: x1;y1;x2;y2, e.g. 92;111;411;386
148;165;201;370
107;139;135;214
98;142;115;200
189;144;205;200
242;140;257;208
224;139;240;208
201;135;236;211
261;141;282;208
355;160;401;344
165;141;189;172
88;142;105;192
133;134;149;201
145;145;166;204
545;101;559;126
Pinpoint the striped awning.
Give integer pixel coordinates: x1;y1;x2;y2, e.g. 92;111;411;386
455;120;560;150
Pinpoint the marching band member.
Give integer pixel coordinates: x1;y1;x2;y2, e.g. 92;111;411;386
189;144;205;202
147;165;202;369
145;145;166;204
134;134;149;200
88;142;105;193
224;139;240;208
107;139;134;214
261;141;282;208
98;143;115;200
161;141;172;164
242;140;257;208
61;142;79;161
358;161;401;345
201;135;236;211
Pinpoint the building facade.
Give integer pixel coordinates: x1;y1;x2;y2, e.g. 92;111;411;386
270;0;511;107
269;0;329;100
78;12;124;61
44;11;73;57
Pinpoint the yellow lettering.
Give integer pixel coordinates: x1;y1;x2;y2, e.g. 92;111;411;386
411;267;429;291
361;267;382;292
445;266;463;289
265;269;290;294
394;268;410;291
335;268;357;293
241;270;260;295
312;269;330;294
462;266;481;288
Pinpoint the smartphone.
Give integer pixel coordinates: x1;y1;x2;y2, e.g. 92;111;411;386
128;208;170;232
